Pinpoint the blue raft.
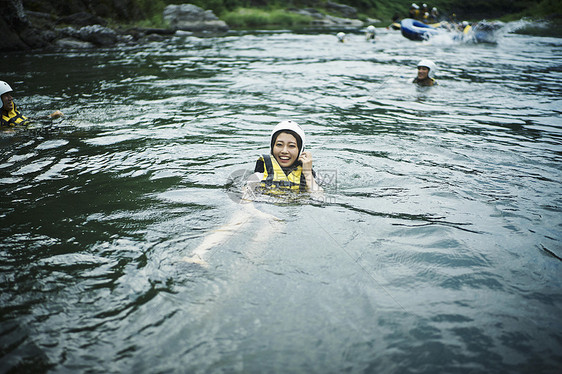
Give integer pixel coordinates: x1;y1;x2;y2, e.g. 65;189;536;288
400;18;440;41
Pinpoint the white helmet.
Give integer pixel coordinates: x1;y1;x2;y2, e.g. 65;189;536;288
337;32;345;42
417;59;436;79
270;120;306;156
367;25;376;33
0;81;13;96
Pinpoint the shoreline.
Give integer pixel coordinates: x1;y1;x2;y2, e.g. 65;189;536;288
2;1;560;52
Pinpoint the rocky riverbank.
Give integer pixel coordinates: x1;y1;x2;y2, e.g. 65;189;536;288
1;1;229;51
1;0;372;52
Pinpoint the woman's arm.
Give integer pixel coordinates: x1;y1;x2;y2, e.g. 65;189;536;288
299;151;324;194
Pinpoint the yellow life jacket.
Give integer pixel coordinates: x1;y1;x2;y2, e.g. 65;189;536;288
258;154;305;193
1;104;30;127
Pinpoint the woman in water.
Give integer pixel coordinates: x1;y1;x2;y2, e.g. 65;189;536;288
247;120;322;196
184;120;322;266
413;60;437;86
1;80;63;128
1;81;30;127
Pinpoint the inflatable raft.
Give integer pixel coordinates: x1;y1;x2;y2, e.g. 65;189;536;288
470;21;504;43
400;18;440;41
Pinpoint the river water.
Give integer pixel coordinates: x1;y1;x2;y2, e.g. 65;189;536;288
1;22;561;373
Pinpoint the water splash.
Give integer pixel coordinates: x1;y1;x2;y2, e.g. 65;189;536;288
423;20;507;45
504;18;560;37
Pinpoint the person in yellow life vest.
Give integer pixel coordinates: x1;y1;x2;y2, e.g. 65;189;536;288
413;59;437;87
183;121;322;266
1;80;63;128
421;3;429;18
251;120;322;195
1;81;30;128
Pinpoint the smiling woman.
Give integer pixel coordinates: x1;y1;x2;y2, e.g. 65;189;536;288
251;120;323;194
182;120;324;267
413;59;437;86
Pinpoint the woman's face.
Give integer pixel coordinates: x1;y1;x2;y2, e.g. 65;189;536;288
417;66;429;80
272;132;299;168
1;93;13;111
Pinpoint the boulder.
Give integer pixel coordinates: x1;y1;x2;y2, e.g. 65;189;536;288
326;2;358;19
125;27;176;41
163;4;228;32
58;25;118;46
19;27;56;49
53;37;94;49
288;8;325;20
77;25;118;45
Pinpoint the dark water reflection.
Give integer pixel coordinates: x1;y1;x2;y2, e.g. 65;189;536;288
1;23;561;373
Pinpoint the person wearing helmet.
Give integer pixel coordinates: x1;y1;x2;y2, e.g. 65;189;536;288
413;59;437;86
251;120;322;194
1;81;30;128
421;3;429;16
460;20;471;32
337;32;346;43
1;80;63;128
409;4;420;20
365;25;376;41
182;121;322;266
430;7;439;22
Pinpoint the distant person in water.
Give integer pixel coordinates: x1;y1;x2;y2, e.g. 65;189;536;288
365;25;376;41
1;80;63;128
337;32;346;43
246;120;323;197
413;60;437;86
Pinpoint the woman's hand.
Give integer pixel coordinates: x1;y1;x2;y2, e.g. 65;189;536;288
49;110;63;119
299;151;323;195
299;151;313;174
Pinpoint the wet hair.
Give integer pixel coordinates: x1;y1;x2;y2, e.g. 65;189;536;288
270;130;303;155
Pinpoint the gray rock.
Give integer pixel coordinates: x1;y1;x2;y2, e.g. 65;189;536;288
58;26;79;38
289;8;325;20
326;2;358;19
163;4;228;32
366;17;382;24
53;37;94;49
78;25;118;45
57;24;118;46
19;27;55;48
